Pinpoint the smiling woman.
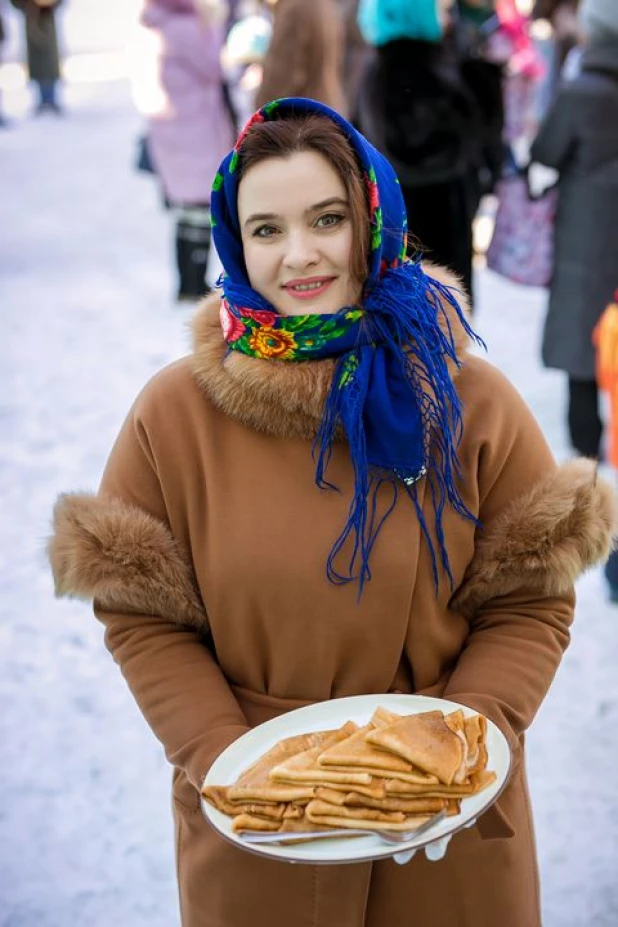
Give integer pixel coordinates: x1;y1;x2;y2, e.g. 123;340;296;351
47;97;617;927
238;149;359;316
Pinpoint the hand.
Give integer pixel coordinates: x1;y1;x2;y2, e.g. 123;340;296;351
393;818;476;865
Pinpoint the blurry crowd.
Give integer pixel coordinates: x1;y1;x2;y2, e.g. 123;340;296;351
3;0;617;587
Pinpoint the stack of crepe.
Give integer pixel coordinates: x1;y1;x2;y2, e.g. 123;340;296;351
202;707;497;837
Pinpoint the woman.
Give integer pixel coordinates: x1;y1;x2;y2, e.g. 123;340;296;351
357;0;504;303
48;97;615;926
255;0;347;114
138;0;235;300
530;0;618;459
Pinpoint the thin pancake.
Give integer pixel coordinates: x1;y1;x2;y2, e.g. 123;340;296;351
367;711;464;785
318;723;414;772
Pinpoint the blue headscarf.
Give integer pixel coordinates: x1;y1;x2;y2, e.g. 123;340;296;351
358;0;444;46
211;97;482;594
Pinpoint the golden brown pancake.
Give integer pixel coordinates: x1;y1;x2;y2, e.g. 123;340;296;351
319;723;413;772
367;711;464;785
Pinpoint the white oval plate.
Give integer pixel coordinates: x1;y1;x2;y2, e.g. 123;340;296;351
201;694;511;864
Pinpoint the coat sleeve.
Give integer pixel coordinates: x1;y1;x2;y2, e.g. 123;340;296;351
255;3;314;107
93;396;249;792
419;363;576;835
530;87;577;169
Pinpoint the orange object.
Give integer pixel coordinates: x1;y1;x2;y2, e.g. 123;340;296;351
593;290;618;467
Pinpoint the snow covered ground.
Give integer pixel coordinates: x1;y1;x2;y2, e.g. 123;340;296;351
1;5;617;926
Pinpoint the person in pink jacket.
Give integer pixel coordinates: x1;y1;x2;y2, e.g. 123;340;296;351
140;0;236;300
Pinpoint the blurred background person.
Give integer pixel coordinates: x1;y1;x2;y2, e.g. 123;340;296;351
9;0;63;115
255;0;347;115
532;0;580;70
222;0;272;125
530;0;618;460
137;0;235;302
338;0;373;123
356;0;504;303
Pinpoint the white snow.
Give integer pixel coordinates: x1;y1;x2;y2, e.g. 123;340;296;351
1;4;617;926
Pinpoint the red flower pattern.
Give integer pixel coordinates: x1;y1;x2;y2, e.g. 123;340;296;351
239;307;278;326
219;300;246;343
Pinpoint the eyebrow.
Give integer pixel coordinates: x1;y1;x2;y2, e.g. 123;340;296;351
243;197;349;228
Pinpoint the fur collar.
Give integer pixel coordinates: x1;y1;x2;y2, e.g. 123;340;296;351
190;263;470;441
48;460;617;628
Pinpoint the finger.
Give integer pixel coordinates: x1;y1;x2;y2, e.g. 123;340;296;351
424;834;452;862
393;848;417;865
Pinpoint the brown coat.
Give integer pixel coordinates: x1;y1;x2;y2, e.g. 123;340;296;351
256;0;347;116
49;269;617;927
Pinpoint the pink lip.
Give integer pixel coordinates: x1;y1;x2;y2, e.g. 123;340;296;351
282;276;336;300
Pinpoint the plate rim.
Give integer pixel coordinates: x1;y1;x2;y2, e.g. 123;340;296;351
201;693;512;865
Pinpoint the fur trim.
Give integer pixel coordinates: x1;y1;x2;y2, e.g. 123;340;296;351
191;263;470;441
48;493;208;631
451;459;618;617
49;461;618;630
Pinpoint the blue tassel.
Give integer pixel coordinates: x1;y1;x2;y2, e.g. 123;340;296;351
313;262;484;594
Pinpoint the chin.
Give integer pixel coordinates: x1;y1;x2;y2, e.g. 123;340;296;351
279;299;337;317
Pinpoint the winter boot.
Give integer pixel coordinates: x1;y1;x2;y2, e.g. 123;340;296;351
175;206;212;301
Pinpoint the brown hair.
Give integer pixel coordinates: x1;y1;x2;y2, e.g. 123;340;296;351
236;115;371;284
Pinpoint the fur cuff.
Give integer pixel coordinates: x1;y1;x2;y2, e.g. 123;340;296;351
451;459;618;617
48;460;618;630
48;493;208;631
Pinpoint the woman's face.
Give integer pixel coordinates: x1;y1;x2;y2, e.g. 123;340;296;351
237;150;362;316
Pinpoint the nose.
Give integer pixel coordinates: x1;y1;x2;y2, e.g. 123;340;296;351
282;229;320;270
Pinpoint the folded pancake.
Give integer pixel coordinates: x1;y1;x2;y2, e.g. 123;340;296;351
306;804;432;832
226;784;316;803
203;728;340;807
270;722;374;786
201;786;287;819
310;779;387;799
463;714;488;775
232;813;281;833
315;786;447;814
333;765;439;786
370;707;403;727
306;799;407;824
235;728;342;788
367;711;464;785
319;723;415;772
385;768;497;797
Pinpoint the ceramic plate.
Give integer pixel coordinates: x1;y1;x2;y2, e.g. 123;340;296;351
201;693;511;864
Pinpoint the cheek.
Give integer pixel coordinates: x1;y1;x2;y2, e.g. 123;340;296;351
332;227;354;276
242;241;273;292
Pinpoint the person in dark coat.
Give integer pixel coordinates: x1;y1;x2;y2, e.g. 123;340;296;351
530;0;618;459
357;0;504;304
10;0;63;114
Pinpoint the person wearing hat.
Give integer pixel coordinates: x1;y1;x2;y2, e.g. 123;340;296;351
48;97;616;926
531;0;618;461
